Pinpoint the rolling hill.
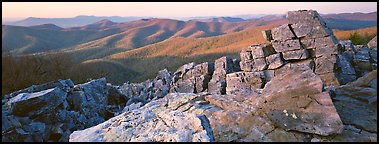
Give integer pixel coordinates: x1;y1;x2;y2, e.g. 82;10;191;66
2;11;377;92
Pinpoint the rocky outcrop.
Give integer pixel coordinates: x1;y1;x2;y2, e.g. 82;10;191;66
2;69;173;142
208;56;240;95
2;78;111;142
69;93;215;142
3;10;378;142
170;62;214;93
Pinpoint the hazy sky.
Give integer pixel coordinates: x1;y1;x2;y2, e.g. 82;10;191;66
2;2;377;19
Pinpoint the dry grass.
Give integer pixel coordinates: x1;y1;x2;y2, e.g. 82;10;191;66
334;26;377;40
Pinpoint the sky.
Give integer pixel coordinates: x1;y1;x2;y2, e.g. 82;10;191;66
2;2;377;20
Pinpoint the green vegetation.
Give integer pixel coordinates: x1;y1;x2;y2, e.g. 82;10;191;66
348;32;376;45
2;52;239;97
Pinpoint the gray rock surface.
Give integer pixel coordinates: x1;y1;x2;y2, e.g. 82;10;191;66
259;66;344;136
69;93;215;142
208;56;239;94
367;36;377;49
226;71;264;95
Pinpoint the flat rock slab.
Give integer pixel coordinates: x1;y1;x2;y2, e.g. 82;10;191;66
282;49;309;60
7;87;67;117
271;39;302;53
69;93;214;142
259;66;343;136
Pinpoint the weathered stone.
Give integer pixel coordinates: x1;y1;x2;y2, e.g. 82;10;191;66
260;66;343;136
171;62;213;93
353;47;373;77
301;36;338;49
208;76;226;95
251;45;266;59
263;70;275;83
188;62;214;78
209;56;239;94
226;72;264;95
367;36;377;48
282;49;309;60
314;44;340;57
195;75;212;93
262;30;273;41
5;79;74;99
240;59;254;72
327;125;377;142
339;40;356;52
290;23;333;39
252;58;268;71
7;88;67;117
171;78;196;93
335;54;356;85
265;54;285;70
69;93;214;142
315;54;336;75
240;51;252;61
274;59;315;77
214;56;236;74
271;24;296;41
287;10;327;26
332;70;377;133
271;39;302;52
172;62;196;82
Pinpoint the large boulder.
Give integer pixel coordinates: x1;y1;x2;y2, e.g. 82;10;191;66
287;10;334;39
331;70;377;133
4;79;74;100
7;87;67;117
259;66;344;136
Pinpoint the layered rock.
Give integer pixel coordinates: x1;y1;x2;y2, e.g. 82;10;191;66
118;69;172;106
208;56;240;95
170;62;214;93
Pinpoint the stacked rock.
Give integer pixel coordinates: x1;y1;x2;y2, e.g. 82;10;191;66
208;56;240;95
170;62;215;93
239;10;348;89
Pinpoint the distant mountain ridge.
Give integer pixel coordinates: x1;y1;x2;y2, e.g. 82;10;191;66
3;15;147;28
3;11;376;28
2;11;377;55
192;17;246;22
321;11;377;21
